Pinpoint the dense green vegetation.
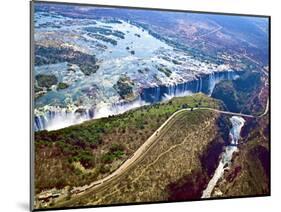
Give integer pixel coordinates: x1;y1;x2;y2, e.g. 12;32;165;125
157;65;172;77
84;26;125;39
172;59;182;65
55;109;220;207
234;71;262;92
83;26;125;45
35;74;58;88
211;81;239;112
101;143;125;164
113;75;134;99
57;82;69;90
212;71;262;114
103;19;123;24
35;94;222;193
87;33;117;46
35;45;99;75
34;85;43;93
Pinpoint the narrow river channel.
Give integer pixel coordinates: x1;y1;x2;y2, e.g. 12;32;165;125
201;116;245;198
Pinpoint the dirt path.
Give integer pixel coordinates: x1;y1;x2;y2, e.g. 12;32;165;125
40;104;268;207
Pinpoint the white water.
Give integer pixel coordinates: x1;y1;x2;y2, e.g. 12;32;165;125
162;90;194;101
34;71;239;131
35;98;148;131
34;10;242;132
201;116;245;198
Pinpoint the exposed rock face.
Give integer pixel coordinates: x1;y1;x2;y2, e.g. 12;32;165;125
167;170;209;200
113;75;135;100
212;116;269;197
212;71;263;114
141;71;239;104
166;114;230;200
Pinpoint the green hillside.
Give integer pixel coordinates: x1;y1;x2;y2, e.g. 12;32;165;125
35;94;222;194
212;71;263;115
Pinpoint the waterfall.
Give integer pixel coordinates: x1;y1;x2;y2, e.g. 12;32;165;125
207;70;239;95
34;70;241;131
201;116;245;198
34;115;48;131
94;96;148;119
34;107;94;131
208;72;215;95
196;76;203;93
34;97;148;131
141;70;239;103
199;76;203;92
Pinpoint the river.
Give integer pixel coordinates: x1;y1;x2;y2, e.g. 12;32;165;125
201;116;245;198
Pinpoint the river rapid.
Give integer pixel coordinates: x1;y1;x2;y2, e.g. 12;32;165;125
201;116;245;198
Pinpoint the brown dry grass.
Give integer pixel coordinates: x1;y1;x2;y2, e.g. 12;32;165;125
56;110;220;207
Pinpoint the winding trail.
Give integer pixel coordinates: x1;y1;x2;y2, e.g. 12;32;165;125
37;90;269;208
70;108;191;194
48;104;268;207
196;26;223;39
68;108;255;195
